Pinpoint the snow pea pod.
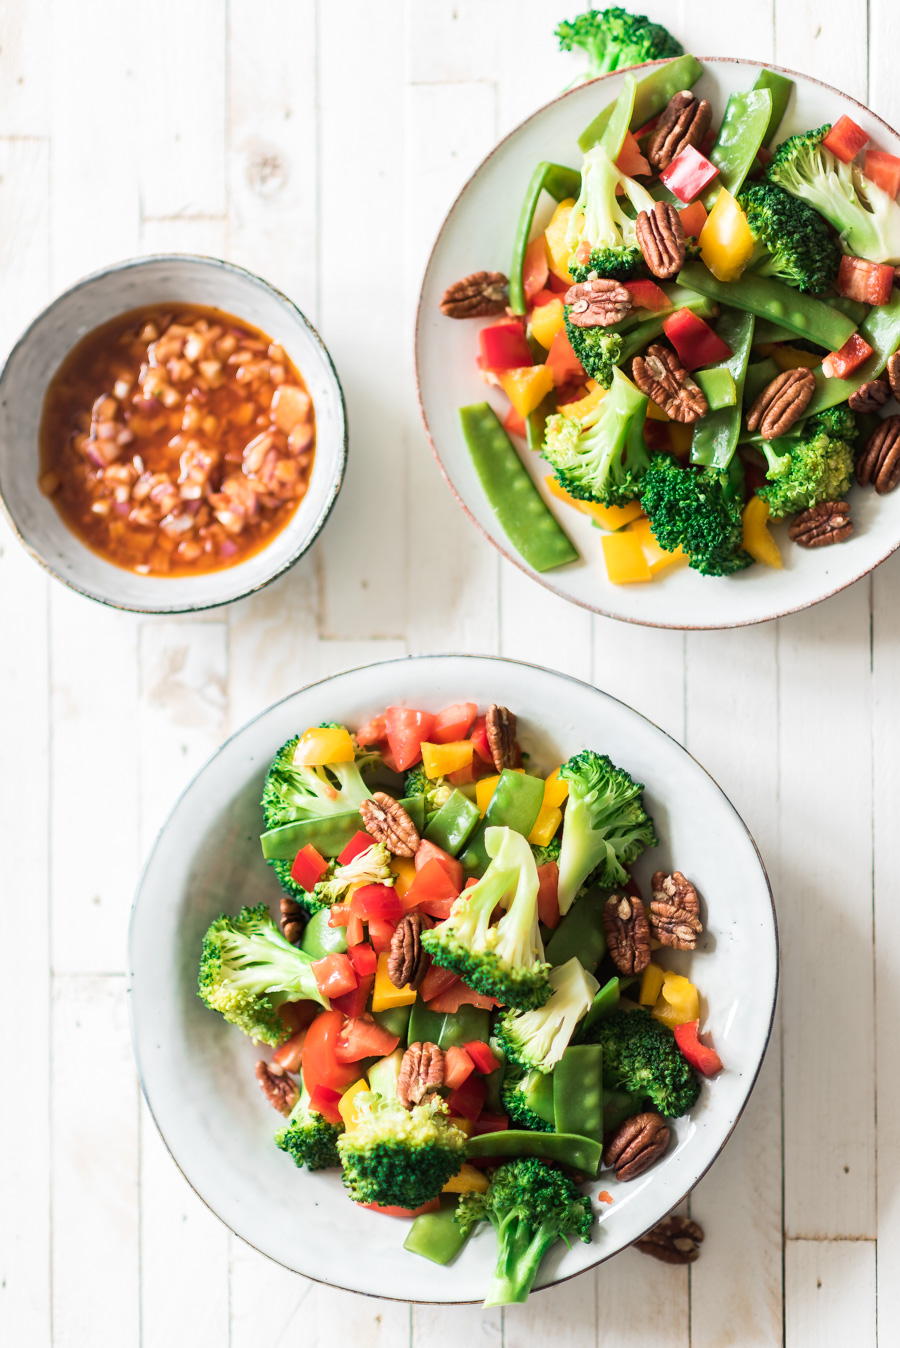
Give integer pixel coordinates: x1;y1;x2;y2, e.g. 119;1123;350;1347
404;1198;470;1266
299;909;347;959
703;87;772;205
424;789;481;856
460;403;579;574
754;68;793;147
554;1044;603;1141
690;309;756;469
544;887;607;972
617;295;718;364
509;161;582;314
373;1004;412;1040
598;72;636;161
676;261;858;351
466;1128;602;1176
806;287;900;415
576;976;620;1041
460;769;545;875
579;54;704;152
742;357;779;407
407;997;491;1050
260;795;424;860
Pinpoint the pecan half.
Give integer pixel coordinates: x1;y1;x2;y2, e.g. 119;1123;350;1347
649;870;702;951
388;911;430;990
398;1041;444;1109
848;375;890;414
746;368;815;440
604;1112;670;1181
635;202;686;281
603;894;652;975
857;415;900;494
359;791;420;857
564;276;632;328
254;1060;299;1116
440;270;508;319
647;92;712;172
485;704;517;771
788;500;853;547
635;1215;704;1264
632;344;707;423
886;351;900;401
279;896;304;946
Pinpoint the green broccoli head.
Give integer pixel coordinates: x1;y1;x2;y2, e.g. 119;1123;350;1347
569;245;643;283
556;751;656;913
404;764;453;815
275;1078;344;1171
563;314;625;388
456;1158;593;1306
584;1008;700;1117
556;8;682;81
337;1092;468;1209
197;903;328;1046
640;452;753;577
421;826;551;1010
542;366;649;504
500;1066;556;1133
497;957;600;1073
261;731;375;831
768;125;900;264
565;145;656;268
738;181;842;293
531;834;562;868
756;406;857;518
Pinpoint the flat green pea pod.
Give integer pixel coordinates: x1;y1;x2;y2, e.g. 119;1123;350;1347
466;1128;602;1177
742;358;779;407
691;309;756;469
373;1004;412;1040
617;295;718;364
260;795;424;860
579;54;704;152
299;908;347;959
424;789;481;856
407;997;491;1050
459;404;579;574
677;261;858;352
703;87;772;205
404;1197;470;1266
460;769;545;875
576;976;620;1041
754;69;793;147
598;72;636;161
806;288;900;416
544;887;607;973
509;162;582;314
553;1044;603;1141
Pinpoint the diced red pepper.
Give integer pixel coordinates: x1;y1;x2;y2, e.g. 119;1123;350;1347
823;116;869;164
328;903;351;927
471;1111;509;1136
837;254;894;306
405;856;461;918
330;974;375;1019
348;941;377;978
677;199;708;239
503;405;528;439
663;308;732;371
864;149;900;199
430;703;477;745
522;234;550;303
311;952;359;1000
302;1009;359;1094
557;381;589;405
574;240;592;267
660;145;718;203
469;715;494;765
334;1013;400;1063
347;913;364;947
674;1019;724;1076
822;332;874;379
448;1073;487;1122
528;286;562;311
443;1045;475;1091
358;1199;441;1218
308;1083;344;1125
367;919;397;957
643;419;672;453
464;1040;501;1075
427;982;498;1014
545;326;587;387
633;113;659;140
384;706;436;772
546;272;569;295
419;964;460;1003
616;129;650;177
271;1028;307;1074
536;861;561;930
355;715;386;747
351;883;403;922
290;842;329;892
626;278;670;313
278;1000;319;1036
337;831;375;866
479;320;533;372
446;762;478;786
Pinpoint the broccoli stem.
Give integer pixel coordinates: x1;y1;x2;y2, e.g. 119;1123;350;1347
484;1217;560;1306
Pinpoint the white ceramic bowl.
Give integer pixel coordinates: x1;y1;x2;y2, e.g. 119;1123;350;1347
416;58;900;629
0;254;346;613
128;654;777;1302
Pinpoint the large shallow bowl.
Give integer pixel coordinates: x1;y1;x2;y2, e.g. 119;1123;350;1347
128;654;777;1302
416;58;900;629
0;253;346;613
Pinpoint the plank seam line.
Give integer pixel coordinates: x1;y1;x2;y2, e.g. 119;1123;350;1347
786;1235;876;1243
406;79;497;89
141;213;228;224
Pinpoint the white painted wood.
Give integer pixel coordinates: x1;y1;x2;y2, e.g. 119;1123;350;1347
230;1238;317;1348
785;1239;876;1347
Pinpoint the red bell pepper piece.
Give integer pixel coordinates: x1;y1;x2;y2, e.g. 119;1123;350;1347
864;149;900;199
626;278;670;313
347;913;364;947
823;115;869;164
426;982;498;1014
351;883;403;922
663;308;732;371
463;1040;501;1074
674;1019;724;1076
328;903;351;927
348;941;377;978
277;999;319;1036
290;842;329;892
659;145;718;203
311;952;358;1000
357;1199;441;1218
330;974;375;1019
419;964;460;1003
367;919;397;957
384;706;436;772
469;715;494;765
355;714;386;747
838;254;894;306
522;233;550;303
302;1009;359;1093
616;129;650;177
677;199;708;240
546;272;569;295
446;762;478;787
338;831;375;866
643;419;672;454
545;326;587;387
528;287;562;311
503;405;528;439
536;861;561;930
431;702;478;745
334;1013;400;1063
271;1028;307;1074
471;1111;509;1136
443;1045;475;1091
448;1073;487;1122
479;319;533;372
405;856;461;917
822;332;874;379
308;1084;344;1125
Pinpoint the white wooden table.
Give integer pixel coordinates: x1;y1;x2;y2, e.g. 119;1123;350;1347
1;2;894;1343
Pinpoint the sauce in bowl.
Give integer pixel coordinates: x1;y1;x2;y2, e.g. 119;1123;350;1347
38;304;316;575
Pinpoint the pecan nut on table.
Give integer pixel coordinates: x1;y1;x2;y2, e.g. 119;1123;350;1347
635;1215;705;1264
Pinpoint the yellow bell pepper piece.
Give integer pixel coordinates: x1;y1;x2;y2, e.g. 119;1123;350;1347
476;774;501;816
542;767;568;809
544;199;576;283
391;856;417;899
772;345;821;372
293;725;355;766
530;298;565;349
560;381;605;421
699;188;755;283
652;970;700;1029
639;961;665;1006
668;423;694;459
602;531;652;584
528;803;563;847
645;400;671;422
443;1163;490;1195
544;476;643;530
372;954;417;1011
421;740;474;778
742;495;782;569
628;517;687;573
499;363;555;418
450;1116;474;1138
338;1079;370;1131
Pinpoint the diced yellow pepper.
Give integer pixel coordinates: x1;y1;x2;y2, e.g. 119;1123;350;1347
542;767;569;809
421;740;474;778
741;495;782;569
544;476;643;530
771;345;821;372
652;970;700;1029
498;363;555;418
451;1117;474;1138
442;1163;490;1195
560;381;605;421
645;400;671;422
530;297;565;349
649;548;688;576
668;423;694;459
372;953;417;1011
629;517;687;573
528;802;563;847
699;188;755;283
544;199;576;283
476;774;500;817
639;961;665;1006
293;725;355;766
338;1079;370;1131
602;531;652;584
391;856;417;899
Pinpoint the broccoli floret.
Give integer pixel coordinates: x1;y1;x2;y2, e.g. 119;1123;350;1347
565;145;657;274
261;731;377;830
197;903;328;1046
275;1076;343;1171
755;406;857;517
556;8;682;82
768;125;900;264
497;957;599;1073
569;245;643;283
421;826;550;1010
404;764;453;815
640;452;753;577
313;842;394;909
531;834;562;868
337;1092;467;1210
563;314;625;388
556;751;656;913
501;1066;556;1133
738;181;842;293
456;1158;593;1306
584;1008;700;1116
542;366;649;503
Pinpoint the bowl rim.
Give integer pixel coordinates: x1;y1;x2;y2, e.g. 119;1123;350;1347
414;56;900;630
127;650;779;1302
0;251;348;614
